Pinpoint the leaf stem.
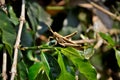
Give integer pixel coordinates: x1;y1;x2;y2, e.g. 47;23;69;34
20;45;59;50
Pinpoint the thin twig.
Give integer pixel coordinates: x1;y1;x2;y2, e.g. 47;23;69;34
73;39;96;44
2;50;7;80
20;45;54;51
88;1;120;21
64;31;78;39
10;0;25;80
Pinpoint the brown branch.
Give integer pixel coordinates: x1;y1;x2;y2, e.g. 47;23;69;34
2;50;7;80
64;31;78;39
73;39;96;44
88;1;120;21
10;0;25;80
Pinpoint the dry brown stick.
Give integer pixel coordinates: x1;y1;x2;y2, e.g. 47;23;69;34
73;39;96;44
64;31;78;39
2;50;7;80
89;1;120;21
59;43;81;47
10;0;25;80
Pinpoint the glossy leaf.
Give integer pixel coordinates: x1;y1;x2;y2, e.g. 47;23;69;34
61;47;97;80
99;32;115;46
28;62;43;80
57;52;75;80
40;52;50;80
58;51;66;72
114;49;120;67
0;10;16;56
57;72;75;80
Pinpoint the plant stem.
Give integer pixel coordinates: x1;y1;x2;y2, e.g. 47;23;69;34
2;50;7;80
10;0;25;80
88;1;120;21
21;45;56;50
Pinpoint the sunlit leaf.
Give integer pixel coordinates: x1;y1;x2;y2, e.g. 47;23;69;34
57;51;75;80
57;72;75;80
0;10;16;57
28;62;43;80
58;51;66;72
99;32;115;47
61;47;97;80
114;48;120;67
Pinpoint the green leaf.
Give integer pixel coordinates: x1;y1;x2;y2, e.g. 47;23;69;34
35;71;49;80
17;60;28;80
84;47;94;59
61;47;97;80
8;6;19;26
40;52;50;80
57;72;75;80
45;54;61;79
0;10;16;56
114;49;120;67
0;44;3;51
58;51;66;72
27;50;36;61
57;50;75;80
28;62;43;80
99;32;115;47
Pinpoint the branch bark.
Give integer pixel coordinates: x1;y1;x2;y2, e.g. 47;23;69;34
10;0;25;80
2;50;7;80
88;1;120;21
